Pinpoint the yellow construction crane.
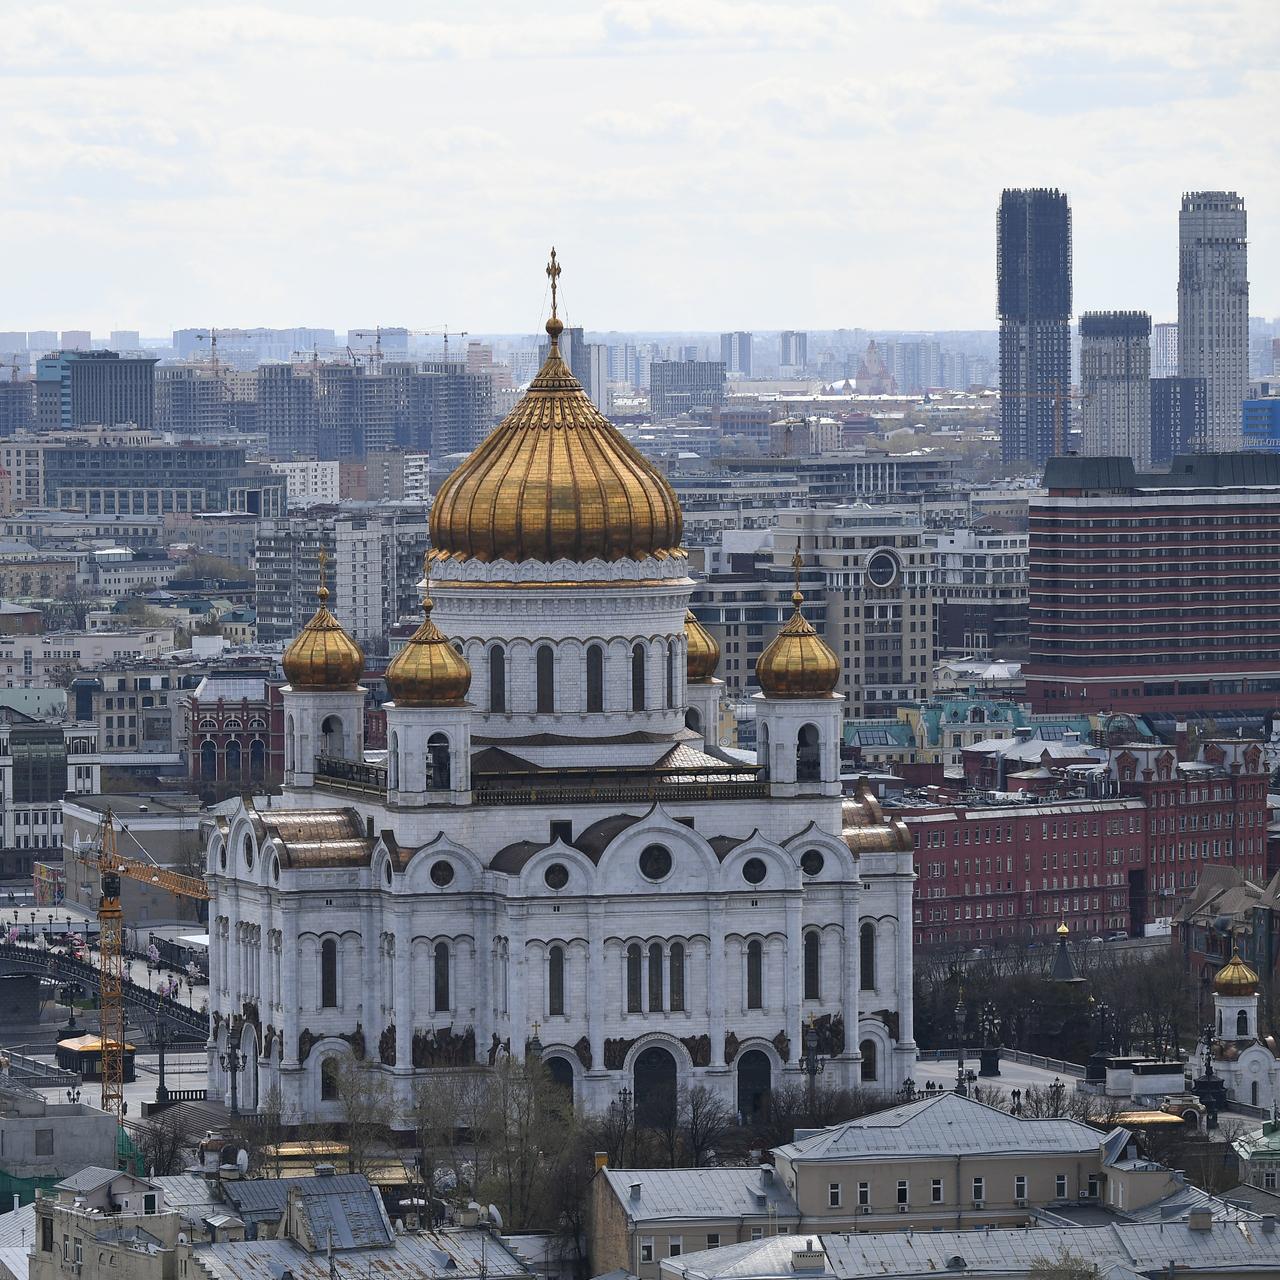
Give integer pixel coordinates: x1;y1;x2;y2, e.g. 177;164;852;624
349;325;470;371
78;810;210;1122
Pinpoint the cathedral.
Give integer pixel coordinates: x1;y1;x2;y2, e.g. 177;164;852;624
205;256;916;1124
1201;952;1280;1113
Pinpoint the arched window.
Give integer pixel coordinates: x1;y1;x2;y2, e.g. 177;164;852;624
320;938;338;1008
1238;1009;1250;1037
388;731;399;791
804;930;821;1000
536;645;555;714
249;738;266;782
548;945;565;1017
758;722;770;781
200;740;217;780
860;922;876;991
631;644;647;712
746;940;763;1010
797;724;820;783
1218;1009;1223;1036
666;640;676;709
489;645;506;713
427;733;451;790
860;1039;877;1083
433;941;450;1013
685;706;703;734
285;714;295;771
669;942;685;1012
225;740;242;779
586;645;604;713
626;944;642;1013
320;715;343;758
320;1057;340;1101
648;942;664;1012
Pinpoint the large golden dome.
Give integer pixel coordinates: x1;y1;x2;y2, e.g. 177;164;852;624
685;611;720;683
756;556;840;699
429;252;684;566
385;573;471;708
282;559;364;691
1214;950;1259;997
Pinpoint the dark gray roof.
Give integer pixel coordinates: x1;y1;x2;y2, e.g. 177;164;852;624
54;1166;131;1193
598;1167;798;1223
221;1173;390;1245
1045;452;1280;493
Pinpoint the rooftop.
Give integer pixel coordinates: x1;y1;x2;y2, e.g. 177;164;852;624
598;1167;798;1223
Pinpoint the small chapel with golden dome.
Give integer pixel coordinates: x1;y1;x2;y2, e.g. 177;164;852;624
205;254;916;1124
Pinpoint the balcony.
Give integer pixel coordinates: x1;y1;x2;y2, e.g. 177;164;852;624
315;755;387;796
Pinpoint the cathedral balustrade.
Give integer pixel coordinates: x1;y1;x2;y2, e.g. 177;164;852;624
471;778;769;806
315;754;388;796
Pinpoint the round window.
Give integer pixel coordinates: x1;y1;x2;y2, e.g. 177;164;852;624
742;857;767;885
430;860;455;888
544;863;569;890
866;550;899;589
639;845;673;881
243;836;254;870
801;848;825;877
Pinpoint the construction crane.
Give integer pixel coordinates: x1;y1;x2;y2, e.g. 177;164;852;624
78;810;210;1122
348;326;470;371
193;328;253;376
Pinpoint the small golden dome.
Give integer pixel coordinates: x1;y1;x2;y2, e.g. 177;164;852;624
756;555;840;699
1214;950;1259;997
1057;921;1070;936
385;577;471;708
429;250;684;566
685;611;720;683
282;562;363;691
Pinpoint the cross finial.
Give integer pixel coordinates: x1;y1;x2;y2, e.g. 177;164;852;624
316;548;329;602
531;1020;541;1038
421;549;433;615
546;247;561;319
791;548;804;607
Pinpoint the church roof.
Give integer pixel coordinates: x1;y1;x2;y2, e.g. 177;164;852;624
265;809;373;870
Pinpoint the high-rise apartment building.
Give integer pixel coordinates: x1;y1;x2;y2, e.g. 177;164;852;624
586;342;610;412
778;331;808;372
332;507;431;644
59;330;91;350
34;350;156;431
1150;377;1206;465
1026;453;1280;715
154;365;235;437
1079;311;1152;468
1178;191;1248;450
109;330;141;351
1151;322;1178;378
720;331;753;377
0;381;34;438
929;526;1028;659
258;362;319;457
648;360;726;418
997;188;1072;466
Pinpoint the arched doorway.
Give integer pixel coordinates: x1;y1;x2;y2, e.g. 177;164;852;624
545;1055;574;1109
737;1049;771;1124
633;1044;678;1126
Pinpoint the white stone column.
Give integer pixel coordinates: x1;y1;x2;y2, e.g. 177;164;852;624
708;917;726;1066
784;895;802;1063
509;907;527;1058
394;912;412;1071
473;900;493;1068
841;885;861;1072
895;862;916;1050
587;903;606;1073
279;910;299;1067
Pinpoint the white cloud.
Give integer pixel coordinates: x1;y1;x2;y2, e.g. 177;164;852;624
0;0;1274;332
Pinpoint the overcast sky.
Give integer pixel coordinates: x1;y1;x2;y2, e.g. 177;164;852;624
4;0;1276;336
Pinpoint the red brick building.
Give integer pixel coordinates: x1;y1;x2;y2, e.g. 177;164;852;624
184;674;284;795
1026;454;1280;715
899;734;1270;948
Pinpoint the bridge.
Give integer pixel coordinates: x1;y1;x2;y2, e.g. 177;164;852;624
0;942;208;1039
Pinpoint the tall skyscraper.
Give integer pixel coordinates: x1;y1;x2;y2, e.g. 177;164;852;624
34;350;156;431
586;343;610;413
1079;312;1152;468
649;361;726;417
720;331;753;377
1150;322;1178;378
997;188;1072;467
779;330;808;372
1150;377;1206;465
1178;191;1248;451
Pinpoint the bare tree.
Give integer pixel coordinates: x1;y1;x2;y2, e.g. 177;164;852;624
681;1085;733;1167
132;1112;194;1176
1029;1246;1101;1279
334;1059;394;1177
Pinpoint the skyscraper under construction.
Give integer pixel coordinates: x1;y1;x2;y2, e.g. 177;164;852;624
998;188;1072;467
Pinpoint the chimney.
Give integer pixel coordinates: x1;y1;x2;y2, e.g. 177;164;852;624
1014;726;1033;740
791;1242;826;1273
314;1164;336;1178
1262;1214;1276;1234
629;1181;642;1201
761;1166;774;1184
1187;1208;1213;1231
1175;721;1189;761
594;1151;609;1171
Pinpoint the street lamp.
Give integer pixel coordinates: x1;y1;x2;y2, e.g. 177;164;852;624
802;1014;826;1112
219;1046;246;1115
610;1085;633;1164
60;982;82;1029
898;1077;918;1102
954;993;968;1096
1048;1077;1065;1118
152;1020;174;1105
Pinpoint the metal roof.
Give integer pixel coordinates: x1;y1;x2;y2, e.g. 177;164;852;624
222;1173;391;1245
773;1092;1102;1162
598;1167;799;1223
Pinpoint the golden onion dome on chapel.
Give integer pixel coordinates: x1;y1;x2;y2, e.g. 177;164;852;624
685;611;720;683
756;554;840;699
282;554;364;691
385;565;472;707
429;249;684;566
1214;950;1259;997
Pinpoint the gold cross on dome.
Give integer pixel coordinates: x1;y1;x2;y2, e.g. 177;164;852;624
531;1020;541;1038
546;247;561;319
792;548;803;594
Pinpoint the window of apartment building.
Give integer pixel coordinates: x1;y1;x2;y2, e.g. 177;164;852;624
1087;1175;1100;1198
668;1237;682;1257
1265;1169;1277;1190
705;1235;720;1250
40;1219;52;1253
750;1227;764;1241
828;1182;841;1208
896;1180;908;1206
972;1177;984;1202
639;1240;654;1263
857;1182;869;1207
1055;1175;1067;1198
931;1179;943;1204
1014;1175;1027;1200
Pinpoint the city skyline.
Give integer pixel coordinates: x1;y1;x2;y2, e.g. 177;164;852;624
2;0;1276;333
